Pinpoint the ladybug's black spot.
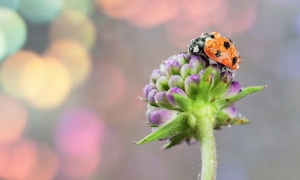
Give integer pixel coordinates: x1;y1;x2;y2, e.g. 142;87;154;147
224;41;230;49
232;57;237;65
209;34;215;38
215;50;221;57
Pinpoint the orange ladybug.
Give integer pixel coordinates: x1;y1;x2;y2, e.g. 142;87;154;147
188;32;241;70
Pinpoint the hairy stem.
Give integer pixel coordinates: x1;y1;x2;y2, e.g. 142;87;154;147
196;116;217;180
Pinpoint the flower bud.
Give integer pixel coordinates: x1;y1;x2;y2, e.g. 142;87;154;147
150;69;164;84
184;74;200;97
175;53;190;65
168;75;184;89
223;81;241;97
189;55;207;74
146;107;159;125
164;59;182;77
180;64;191;79
220;71;233;83
167;87;188;108
154;91;173;108
148;89;158;105
222;106;238;118
156;76;169;91
148;109;179;126
143;84;156;101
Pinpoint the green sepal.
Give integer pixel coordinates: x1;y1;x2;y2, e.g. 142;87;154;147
156;101;175;110
134;112;189;145
197;66;213;103
161;130;190;149
156;76;169;91
211;66;221;87
172;93;192;111
210;80;230;99
213;85;266;109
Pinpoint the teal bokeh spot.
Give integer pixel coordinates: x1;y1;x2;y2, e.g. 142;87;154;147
0;8;27;57
0;30;6;61
0;0;20;10
19;0;63;24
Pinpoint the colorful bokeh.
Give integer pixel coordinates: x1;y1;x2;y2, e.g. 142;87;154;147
0;0;298;180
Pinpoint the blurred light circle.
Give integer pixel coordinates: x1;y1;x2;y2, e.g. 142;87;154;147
19;0;63;24
49;10;96;49
63;0;94;15
27;57;71;109
55;107;104;177
125;0;178;28
0;140;37;179
96;0;147;19
0;30;6;60
56;107;104;155
0;94;27;143
0;8;26;56
0;51;46;99
0;0;20;10
28;143;58;180
44;39;91;87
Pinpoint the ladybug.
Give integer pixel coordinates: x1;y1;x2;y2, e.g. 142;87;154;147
188;31;241;70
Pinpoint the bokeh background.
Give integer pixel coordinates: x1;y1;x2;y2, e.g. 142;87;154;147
0;0;299;179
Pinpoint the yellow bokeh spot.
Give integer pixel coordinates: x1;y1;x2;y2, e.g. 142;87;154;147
0;51;46;99
0;94;27;143
44;39;91;87
49;10;96;49
27;57;71;109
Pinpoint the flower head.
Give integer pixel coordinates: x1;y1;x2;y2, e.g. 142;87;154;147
135;53;265;149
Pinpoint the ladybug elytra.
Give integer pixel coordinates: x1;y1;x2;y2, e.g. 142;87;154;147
188;32;241;70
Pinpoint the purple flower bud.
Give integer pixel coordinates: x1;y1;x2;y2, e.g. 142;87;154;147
189;56;201;74
156;76;169;91
150;69;164;84
175;53;189;65
154;91;172;108
167;87;188;108
184;74;200;97
143;85;156;101
168;75;184;89
149;109;179;126
146;107;159;125
220;71;233;83
223;81;241;97
148;89;158;105
198;69;205;77
222;106;238;118
180;64;190;79
164;59;182;77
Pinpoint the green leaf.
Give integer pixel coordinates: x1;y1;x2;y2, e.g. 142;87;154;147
213;85;266;109
134;113;189;145
161;130;190;149
197;66;213;103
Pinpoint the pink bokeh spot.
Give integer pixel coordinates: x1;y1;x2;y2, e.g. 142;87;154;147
55;107;105;177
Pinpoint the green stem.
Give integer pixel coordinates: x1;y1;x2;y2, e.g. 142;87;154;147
196;115;217;180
